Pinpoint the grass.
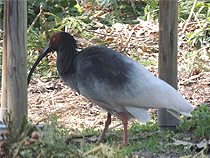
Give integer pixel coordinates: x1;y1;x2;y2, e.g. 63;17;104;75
177;104;210;138
1;105;210;157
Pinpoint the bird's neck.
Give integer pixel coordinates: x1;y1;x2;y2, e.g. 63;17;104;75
56;46;77;76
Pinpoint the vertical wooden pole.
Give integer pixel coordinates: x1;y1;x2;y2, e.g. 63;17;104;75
7;0;28;131
0;0;7;122
1;0;7;109
158;0;179;131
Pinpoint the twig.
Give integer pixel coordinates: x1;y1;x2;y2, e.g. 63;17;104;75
123;27;135;51
92;20;104;28
146;9;159;21
51;92;55;108
0;40;3;47
109;123;123;130
27;9;42;34
67;134;95;140
193;147;206;158
192;11;202;29
181;0;197;34
83;28;119;37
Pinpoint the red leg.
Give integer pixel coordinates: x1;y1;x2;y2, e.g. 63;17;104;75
119;112;129;146
96;112;111;145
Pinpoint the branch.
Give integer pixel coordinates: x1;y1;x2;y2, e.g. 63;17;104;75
181;0;197;34
83;28;119;37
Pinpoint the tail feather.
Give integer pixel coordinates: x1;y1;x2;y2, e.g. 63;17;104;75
167;109;183;121
125;107;151;123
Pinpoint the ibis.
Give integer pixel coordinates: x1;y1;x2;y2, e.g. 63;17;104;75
28;32;194;146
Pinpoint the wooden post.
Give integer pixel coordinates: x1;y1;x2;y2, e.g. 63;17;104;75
0;0;7;122
7;0;28;131
158;0;179;131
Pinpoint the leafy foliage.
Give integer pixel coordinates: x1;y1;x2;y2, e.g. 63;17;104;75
178;0;194;22
177;104;210;138
188;29;206;49
0;114;124;158
0;114;83;157
27;0;78;28
90;0;146;25
0;2;3;30
188;17;210;49
142;0;159;21
96;0;118;8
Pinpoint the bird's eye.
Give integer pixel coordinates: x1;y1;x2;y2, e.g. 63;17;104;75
52;37;55;41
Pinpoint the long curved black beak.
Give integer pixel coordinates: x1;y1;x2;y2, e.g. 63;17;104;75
27;43;51;86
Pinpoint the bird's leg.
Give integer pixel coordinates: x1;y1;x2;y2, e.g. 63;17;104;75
119;112;129;146
96;112;112;145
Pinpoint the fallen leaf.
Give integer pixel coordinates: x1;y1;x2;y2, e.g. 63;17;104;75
87;135;97;142
196;139;209;149
166;138;194;147
105;37;114;41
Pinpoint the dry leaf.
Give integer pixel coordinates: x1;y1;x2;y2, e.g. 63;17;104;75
87;2;92;7
166;138;194;147
87;135;97;142
196;139;210;149
105;37;114;41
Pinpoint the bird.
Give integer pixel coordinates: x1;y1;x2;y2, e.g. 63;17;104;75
28;31;194;146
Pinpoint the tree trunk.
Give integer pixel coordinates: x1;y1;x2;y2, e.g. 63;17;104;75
158;0;179;131
7;0;28;131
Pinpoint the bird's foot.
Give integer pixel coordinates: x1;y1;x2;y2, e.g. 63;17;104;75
115;141;129;148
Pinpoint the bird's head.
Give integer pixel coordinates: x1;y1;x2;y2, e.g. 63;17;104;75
41;32;61;56
27;32;60;85
28;32;77;86
46;32;60;52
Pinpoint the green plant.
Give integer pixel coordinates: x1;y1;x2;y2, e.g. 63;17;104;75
27;0;78;29
90;0;146;25
142;0;159;21
194;1;210;20
116;0;145;22
178;1;210;22
97;0;118;8
129;119;158;134
0;113;126;158
0;1;3;30
188;17;210;50
2;111;206;157
178;1;194;22
177;104;210;138
188;29;206;49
